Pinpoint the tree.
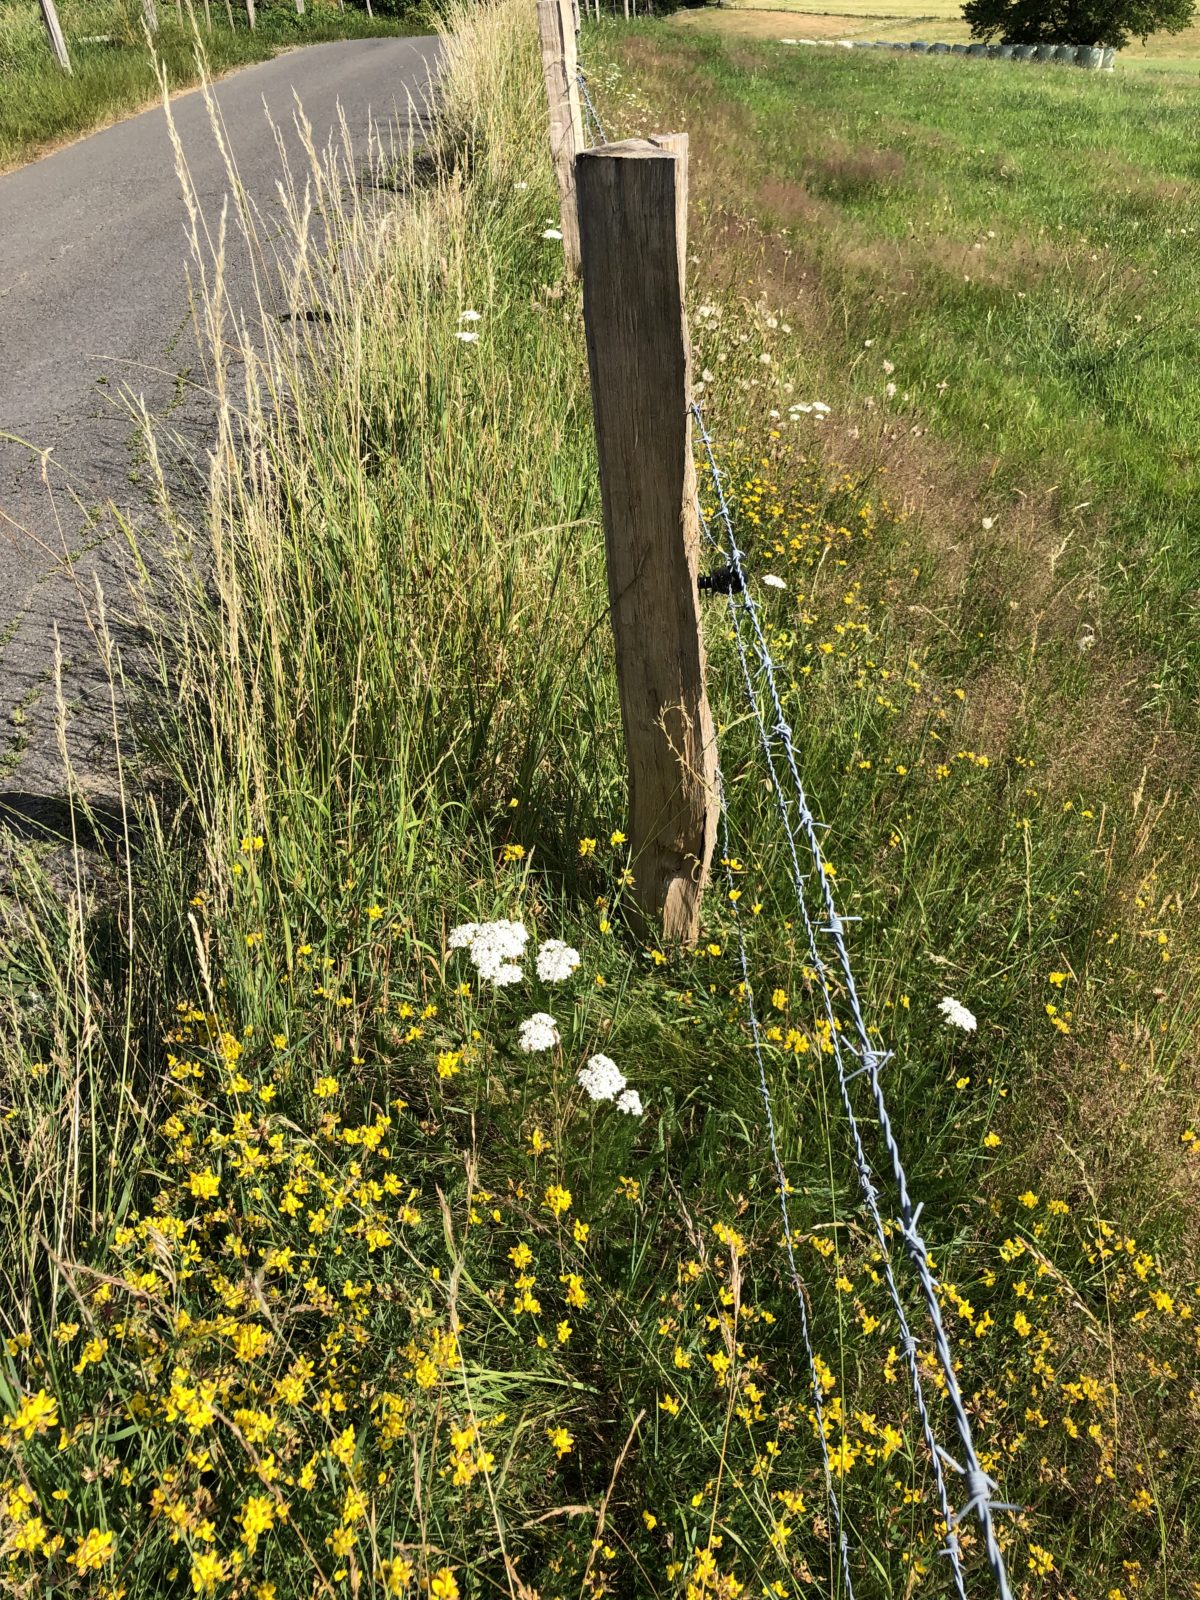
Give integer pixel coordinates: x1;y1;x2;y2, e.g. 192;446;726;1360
962;0;1194;46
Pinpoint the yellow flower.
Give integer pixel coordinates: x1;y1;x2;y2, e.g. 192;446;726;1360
1028;1543;1054;1577
983;1132;1001;1149
380;1556;414;1595
430;1571;460;1600
578;837;597;858
367;905;383;921
5;1387;58;1441
189;1169;220;1200
238;1494;275;1552
547;1426;574;1458
1013;1311;1032;1338
610;830;627;846
543;1184;571;1217
1019;1191;1039;1209
502;843;525;862
68;1529;115;1572
1047;971;1067;986
436;1051;462;1080
313;1076;339;1098
191;1551;226;1595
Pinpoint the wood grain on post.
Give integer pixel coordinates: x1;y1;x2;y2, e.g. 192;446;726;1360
245;0;256;28
537;0;584;275
38;0;71;72
577;135;718;945
141;0;159;34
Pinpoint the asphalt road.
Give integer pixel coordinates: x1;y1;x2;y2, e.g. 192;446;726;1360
0;35;440;851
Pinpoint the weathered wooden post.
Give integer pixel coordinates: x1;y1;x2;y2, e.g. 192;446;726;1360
576;135;718;945
38;0;72;71
294;0;305;14
245;0;256;26
141;0;159;34
537;0;584;276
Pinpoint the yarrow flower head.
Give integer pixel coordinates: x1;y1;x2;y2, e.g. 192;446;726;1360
938;995;977;1032
542;227;564;240
448;920;528;986
518;1013;560;1054
616;1088;644;1117
762;573;786;590
455;331;479;343
536;938;581;983
577;1054;626;1102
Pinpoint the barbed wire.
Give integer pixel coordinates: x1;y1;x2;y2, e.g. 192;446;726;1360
570;43;1015;1596
577;68;608;147
693;399;1017;1599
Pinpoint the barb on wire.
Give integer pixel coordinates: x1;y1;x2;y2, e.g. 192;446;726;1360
577;67;608;147
693;398;1015;1600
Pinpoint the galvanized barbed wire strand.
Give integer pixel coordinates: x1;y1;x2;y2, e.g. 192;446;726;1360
698;498;971;1598
693;400;1015;1599
714;772;859;1599
576;67;608;146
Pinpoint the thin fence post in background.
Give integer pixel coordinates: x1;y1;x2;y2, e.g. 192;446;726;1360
294;0;305;14
245;0;256;28
141;0;160;35
538;0;584;275
577;135;718;946
38;0;72;71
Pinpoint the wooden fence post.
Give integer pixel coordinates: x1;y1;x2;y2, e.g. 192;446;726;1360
141;0;159;34
245;0;256;27
537;0;584;276
38;0;72;72
576;135;718;945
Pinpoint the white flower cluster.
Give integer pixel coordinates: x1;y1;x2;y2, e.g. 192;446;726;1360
536;938;580;983
576;1053;643;1117
939;995;977;1032
517;1013;560;1054
448;919;528;986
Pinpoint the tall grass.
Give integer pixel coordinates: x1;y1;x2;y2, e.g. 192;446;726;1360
1;2;1198;1597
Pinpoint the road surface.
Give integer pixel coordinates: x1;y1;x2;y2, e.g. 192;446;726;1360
0;35;440;855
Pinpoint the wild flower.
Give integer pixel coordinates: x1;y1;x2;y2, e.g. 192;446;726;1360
518;1013;560;1053
449;919;528;985
762;574;786;590
577;1054;626;1102
542;227;564;241
536;938;580;982
938;995;977;1032
459;309;482;321
455;331;479;343
616;1088;644;1116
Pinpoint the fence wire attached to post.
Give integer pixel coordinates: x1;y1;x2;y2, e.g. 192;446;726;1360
577;68;608;146
692;399;1017;1600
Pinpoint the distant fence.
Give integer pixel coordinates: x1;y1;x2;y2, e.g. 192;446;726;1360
782;35;1118;69
536;5;1020;1593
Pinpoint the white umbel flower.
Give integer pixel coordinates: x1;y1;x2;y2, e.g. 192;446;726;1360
542;227;563;240
518;1013;560;1053
455;331;479;343
577;1054;626;1102
537;939;581;983
448;919;528;985
762;574;786;590
459;309;482;322
938;996;977;1032
616;1088;644;1117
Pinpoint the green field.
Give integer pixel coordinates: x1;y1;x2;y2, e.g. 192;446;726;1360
0;0;421;172
674;0;1200;71
1;3;1198;1599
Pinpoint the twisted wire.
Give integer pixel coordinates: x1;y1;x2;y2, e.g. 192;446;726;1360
577;68;608;147
715;777;859;1598
694;400;1015;1600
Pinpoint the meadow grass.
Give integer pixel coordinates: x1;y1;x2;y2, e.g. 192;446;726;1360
680;0;1200;70
0;1;1198;1598
0;0;421;172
